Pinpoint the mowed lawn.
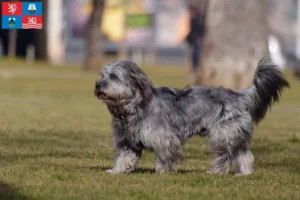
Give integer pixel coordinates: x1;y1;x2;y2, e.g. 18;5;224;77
0;60;300;200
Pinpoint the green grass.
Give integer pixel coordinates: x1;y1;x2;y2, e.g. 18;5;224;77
0;60;300;200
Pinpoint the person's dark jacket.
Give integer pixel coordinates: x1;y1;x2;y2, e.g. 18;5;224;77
186;16;205;46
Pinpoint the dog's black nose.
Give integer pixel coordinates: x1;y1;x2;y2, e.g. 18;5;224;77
96;81;104;89
95;81;100;89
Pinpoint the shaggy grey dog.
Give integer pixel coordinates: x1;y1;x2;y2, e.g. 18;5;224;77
94;58;289;175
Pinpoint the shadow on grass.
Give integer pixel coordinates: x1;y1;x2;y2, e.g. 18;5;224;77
133;168;204;174
85;166;156;174
94;166;204;174
0;182;31;200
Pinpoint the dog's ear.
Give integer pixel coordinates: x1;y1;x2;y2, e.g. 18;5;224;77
133;74;154;101
125;62;154;101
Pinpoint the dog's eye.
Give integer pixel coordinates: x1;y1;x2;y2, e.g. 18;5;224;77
110;74;119;81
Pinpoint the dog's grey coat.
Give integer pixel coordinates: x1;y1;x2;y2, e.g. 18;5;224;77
94;58;289;175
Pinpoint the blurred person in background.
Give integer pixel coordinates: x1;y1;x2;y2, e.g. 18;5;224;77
186;5;205;82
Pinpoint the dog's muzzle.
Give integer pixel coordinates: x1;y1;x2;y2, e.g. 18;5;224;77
95;81;108;100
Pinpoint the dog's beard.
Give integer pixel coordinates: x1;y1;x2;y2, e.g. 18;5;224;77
94;86;134;107
94;89;109;100
94;89;117;106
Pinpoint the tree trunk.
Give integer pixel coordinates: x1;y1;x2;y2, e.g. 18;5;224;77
196;0;269;90
84;0;105;70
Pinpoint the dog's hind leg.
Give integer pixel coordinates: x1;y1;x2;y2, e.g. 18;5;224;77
208;127;232;174
208;113;253;175
106;147;142;174
231;121;254;175
233;148;254;175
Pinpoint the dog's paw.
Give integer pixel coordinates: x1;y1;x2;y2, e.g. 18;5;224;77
105;169;119;174
233;172;252;176
233;173;244;176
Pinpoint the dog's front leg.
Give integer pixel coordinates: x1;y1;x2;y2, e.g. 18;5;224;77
154;138;183;174
106;147;142;174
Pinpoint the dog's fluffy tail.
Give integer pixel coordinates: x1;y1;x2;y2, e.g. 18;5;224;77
244;58;290;124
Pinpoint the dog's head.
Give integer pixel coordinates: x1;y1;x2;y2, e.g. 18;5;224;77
94;61;154;106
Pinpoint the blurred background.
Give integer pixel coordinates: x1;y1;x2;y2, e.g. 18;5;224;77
0;0;300;87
